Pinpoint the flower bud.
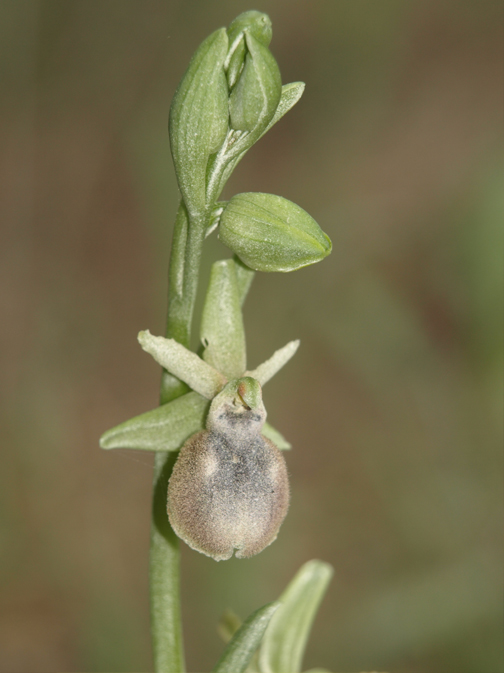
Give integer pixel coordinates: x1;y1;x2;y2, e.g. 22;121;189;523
169;28;229;218
219;192;332;272
167;378;289;561
228;32;281;133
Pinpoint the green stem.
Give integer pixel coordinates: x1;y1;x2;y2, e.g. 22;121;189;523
150;199;208;672
150;451;184;673
165;202;205;349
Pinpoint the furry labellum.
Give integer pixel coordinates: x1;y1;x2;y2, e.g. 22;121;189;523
167;377;289;561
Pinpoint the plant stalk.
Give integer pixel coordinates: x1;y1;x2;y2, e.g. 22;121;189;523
149;200;207;672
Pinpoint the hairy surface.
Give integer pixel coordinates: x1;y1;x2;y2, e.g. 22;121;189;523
167;405;289;560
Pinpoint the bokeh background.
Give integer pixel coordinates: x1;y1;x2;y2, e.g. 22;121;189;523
1;1;502;672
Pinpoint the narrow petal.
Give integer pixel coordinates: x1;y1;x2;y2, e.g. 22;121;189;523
245;339;300;385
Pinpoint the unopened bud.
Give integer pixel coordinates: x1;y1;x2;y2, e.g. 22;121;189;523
228;32;281;133
219;192;332;272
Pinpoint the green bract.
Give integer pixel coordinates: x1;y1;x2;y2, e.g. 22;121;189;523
169;28;229;220
219;192;332;272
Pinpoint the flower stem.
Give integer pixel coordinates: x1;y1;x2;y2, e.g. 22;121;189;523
149;200;207;672
150;451;184;673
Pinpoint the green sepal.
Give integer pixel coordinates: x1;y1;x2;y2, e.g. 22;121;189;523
99;391;209;452
258;560;333;673
246;340;300;386
219;193;332;272
229;32;281;133
138;330;227;400
201;259;246;380
212;602;280;673
262;422;291;450
169;28;229;219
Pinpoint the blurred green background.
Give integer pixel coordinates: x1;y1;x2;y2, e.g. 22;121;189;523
1;1;502;672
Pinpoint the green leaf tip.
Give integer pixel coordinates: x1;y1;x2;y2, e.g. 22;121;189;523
219;193;332;272
212;601;280;673
259;559;334;673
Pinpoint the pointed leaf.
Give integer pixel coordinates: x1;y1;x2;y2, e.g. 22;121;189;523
138;330;227;399
246;340;300;385
201;259;246;380
213;602;280;673
99;392;209;451
261;422;291;450
259;560;333;673
260;82;305;138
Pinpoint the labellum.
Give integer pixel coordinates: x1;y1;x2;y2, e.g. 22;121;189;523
167;377;289;561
